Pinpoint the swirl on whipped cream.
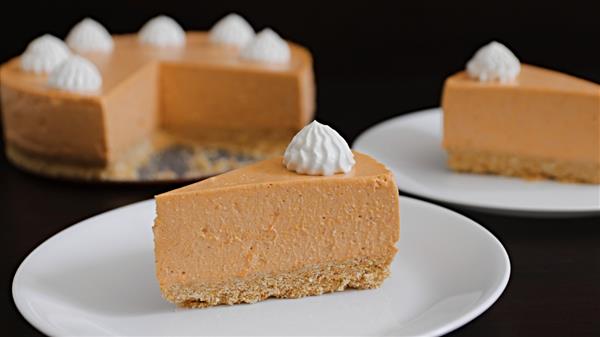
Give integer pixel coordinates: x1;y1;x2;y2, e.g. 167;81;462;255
20;34;71;74
66;18;114;53
283;121;355;176
209;13;255;48
240;28;290;64
466;41;521;83
138;15;186;47
48;55;102;93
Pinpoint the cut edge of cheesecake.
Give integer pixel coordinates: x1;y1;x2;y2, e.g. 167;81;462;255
442;64;600;184
153;151;400;307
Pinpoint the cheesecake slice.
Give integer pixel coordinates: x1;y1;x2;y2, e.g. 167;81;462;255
442;42;600;183
153;122;400;307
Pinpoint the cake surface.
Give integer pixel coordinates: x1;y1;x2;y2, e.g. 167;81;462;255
442;64;600;183
153;152;400;307
0;32;315;181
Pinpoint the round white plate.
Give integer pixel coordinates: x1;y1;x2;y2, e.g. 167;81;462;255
13;197;510;336
354;108;600;217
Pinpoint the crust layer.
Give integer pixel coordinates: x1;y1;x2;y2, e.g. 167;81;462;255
447;149;600;184
162;256;392;308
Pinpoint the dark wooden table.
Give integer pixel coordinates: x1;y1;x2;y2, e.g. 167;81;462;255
3;81;600;336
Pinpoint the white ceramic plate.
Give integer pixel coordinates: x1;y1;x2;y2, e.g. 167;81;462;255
13;197;509;336
353;108;600;217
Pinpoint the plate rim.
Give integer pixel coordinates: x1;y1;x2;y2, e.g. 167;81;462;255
11;200;152;337
12;197;510;337
353;107;600;216
394;196;511;337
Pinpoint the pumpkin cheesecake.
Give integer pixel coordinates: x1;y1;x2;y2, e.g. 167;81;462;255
153;122;400;307
442;41;600;183
0;14;315;180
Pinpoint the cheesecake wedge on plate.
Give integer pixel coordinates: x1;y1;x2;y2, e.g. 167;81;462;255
442;41;600;183
153;121;400;307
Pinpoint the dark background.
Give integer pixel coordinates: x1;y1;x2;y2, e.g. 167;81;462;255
2;1;600;336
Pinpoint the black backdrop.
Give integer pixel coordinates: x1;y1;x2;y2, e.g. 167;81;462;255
2;1;600;336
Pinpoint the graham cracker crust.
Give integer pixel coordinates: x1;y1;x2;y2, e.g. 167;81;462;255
447;149;600;184
161;256;392;308
5;130;289;182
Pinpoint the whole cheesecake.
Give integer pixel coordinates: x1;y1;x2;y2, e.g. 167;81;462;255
442;42;600;183
153;122;400;307
0;15;315;181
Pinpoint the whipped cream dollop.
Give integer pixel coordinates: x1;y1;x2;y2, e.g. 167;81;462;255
48;55;102;92
66;18;114;53
283;121;355;176
209;13;255;48
20;34;71;74
240;28;290;64
138;15;186;47
466;41;521;83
